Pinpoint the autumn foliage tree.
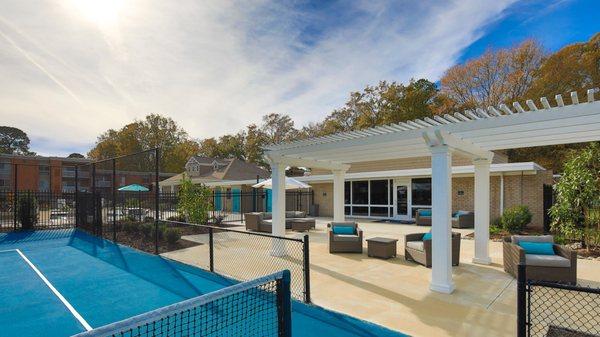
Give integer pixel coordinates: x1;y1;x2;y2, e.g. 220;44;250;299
88;114;200;173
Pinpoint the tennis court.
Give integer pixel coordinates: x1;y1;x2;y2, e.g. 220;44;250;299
0;229;405;337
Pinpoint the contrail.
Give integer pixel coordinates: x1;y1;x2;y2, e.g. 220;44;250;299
0;23;83;105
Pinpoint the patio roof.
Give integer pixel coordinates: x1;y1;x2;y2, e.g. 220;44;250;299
263;89;600;295
266;90;600;165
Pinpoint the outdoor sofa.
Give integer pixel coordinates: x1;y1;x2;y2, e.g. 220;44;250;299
404;232;461;268
415;209;474;228
244;211;316;233
328;222;363;253
503;235;577;284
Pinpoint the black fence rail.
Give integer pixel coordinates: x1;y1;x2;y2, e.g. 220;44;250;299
159;220;311;303
0;190;77;231
517;264;600;337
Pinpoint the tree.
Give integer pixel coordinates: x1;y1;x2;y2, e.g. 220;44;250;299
440;40;543;110
67;153;85;158
0;126;35;155
550;143;600;247
261;113;298;144
300;79;439;137
177;176;212;224
88;114;200;173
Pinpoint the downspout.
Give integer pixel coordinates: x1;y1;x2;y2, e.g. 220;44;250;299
500;173;504;215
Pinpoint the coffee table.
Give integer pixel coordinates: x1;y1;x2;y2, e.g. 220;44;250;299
366;237;398;259
290;219;313;232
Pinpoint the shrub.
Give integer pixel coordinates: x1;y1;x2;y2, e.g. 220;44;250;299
167;215;186;222
165;228;181;246
501;205;532;233
17;193;38;230
177;177;212;224
122;221;139;234
140;223;153;239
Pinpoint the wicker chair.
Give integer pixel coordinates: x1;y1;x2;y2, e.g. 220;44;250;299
328;222;363;253
451;211;474;228
503;235;577;284
414;209;432;226
404;232;461;268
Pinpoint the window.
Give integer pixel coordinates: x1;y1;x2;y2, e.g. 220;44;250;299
344;181;351;204
39;166;50;175
352;181;368;205
411;178;432;206
352;206;368;216
370;207;389;217
369;180;388;205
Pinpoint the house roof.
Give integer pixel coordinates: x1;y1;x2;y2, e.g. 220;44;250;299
161;157;270;186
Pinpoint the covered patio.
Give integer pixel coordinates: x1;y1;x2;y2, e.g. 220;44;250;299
264;90;600;293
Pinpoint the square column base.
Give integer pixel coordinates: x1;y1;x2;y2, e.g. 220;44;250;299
430;282;455;294
472;257;492;265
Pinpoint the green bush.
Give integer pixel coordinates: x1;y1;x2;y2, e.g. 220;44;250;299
122;221;140;233
165;228;181;246
140;223;153;239
17;193;38;230
500;205;532;233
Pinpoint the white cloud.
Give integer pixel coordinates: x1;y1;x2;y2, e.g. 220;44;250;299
0;0;517;156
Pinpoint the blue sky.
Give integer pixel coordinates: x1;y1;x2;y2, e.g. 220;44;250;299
0;0;598;156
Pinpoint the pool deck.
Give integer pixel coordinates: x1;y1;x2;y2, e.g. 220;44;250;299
166;218;600;337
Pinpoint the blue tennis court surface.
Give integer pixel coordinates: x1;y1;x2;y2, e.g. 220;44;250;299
0;229;406;337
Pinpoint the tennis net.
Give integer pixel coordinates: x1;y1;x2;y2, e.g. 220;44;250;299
72;270;292;337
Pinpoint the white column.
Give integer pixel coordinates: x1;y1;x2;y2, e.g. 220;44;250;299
430;146;455;294
473;158;491;265
332;169;346;222
270;162;286;256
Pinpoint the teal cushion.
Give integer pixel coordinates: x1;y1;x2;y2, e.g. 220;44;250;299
419;209;432;217
452;212;458;218
333;226;355;235
456;210;470;216
519;242;555;255
422;232;432;241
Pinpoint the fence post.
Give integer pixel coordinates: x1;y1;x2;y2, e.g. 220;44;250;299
154;148;160;255
92;163;97;236
13;164;17;230
517;264;527;337
303;234;311;303
75;165;79;228
209;227;214;272
112;159;117;242
277;270;292;337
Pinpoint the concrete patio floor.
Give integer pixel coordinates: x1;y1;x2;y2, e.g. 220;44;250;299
164;218;600;337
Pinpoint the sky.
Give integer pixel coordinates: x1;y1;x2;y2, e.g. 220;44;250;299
0;0;598;156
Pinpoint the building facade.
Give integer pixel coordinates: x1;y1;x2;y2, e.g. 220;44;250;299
302;153;553;229
0;154;174;192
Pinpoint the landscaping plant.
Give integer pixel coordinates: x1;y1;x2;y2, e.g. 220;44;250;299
550;142;600;249
165;227;181;246
500;205;532;233
17;192;38;230
177;177;212;224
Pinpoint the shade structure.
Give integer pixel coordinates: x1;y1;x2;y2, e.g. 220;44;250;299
117;184;149;192
252;177;311;190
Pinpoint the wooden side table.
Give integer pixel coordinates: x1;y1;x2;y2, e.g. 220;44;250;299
367;237;398;259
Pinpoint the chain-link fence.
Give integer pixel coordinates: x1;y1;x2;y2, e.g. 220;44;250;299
159;220;310;303
517;265;600;337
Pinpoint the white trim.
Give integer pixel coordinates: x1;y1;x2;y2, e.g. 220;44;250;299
298;162;544;183
6;249;93;331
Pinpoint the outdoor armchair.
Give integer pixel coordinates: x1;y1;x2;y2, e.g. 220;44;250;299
414;209;432;226
503;235;577;284
451;211;474;229
328;222;363;253
404;232;461;268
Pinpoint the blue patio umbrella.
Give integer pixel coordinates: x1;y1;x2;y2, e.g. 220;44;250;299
118;184;149;192
118;184;150;221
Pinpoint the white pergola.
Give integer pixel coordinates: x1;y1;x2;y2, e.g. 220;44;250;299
264;89;600;293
